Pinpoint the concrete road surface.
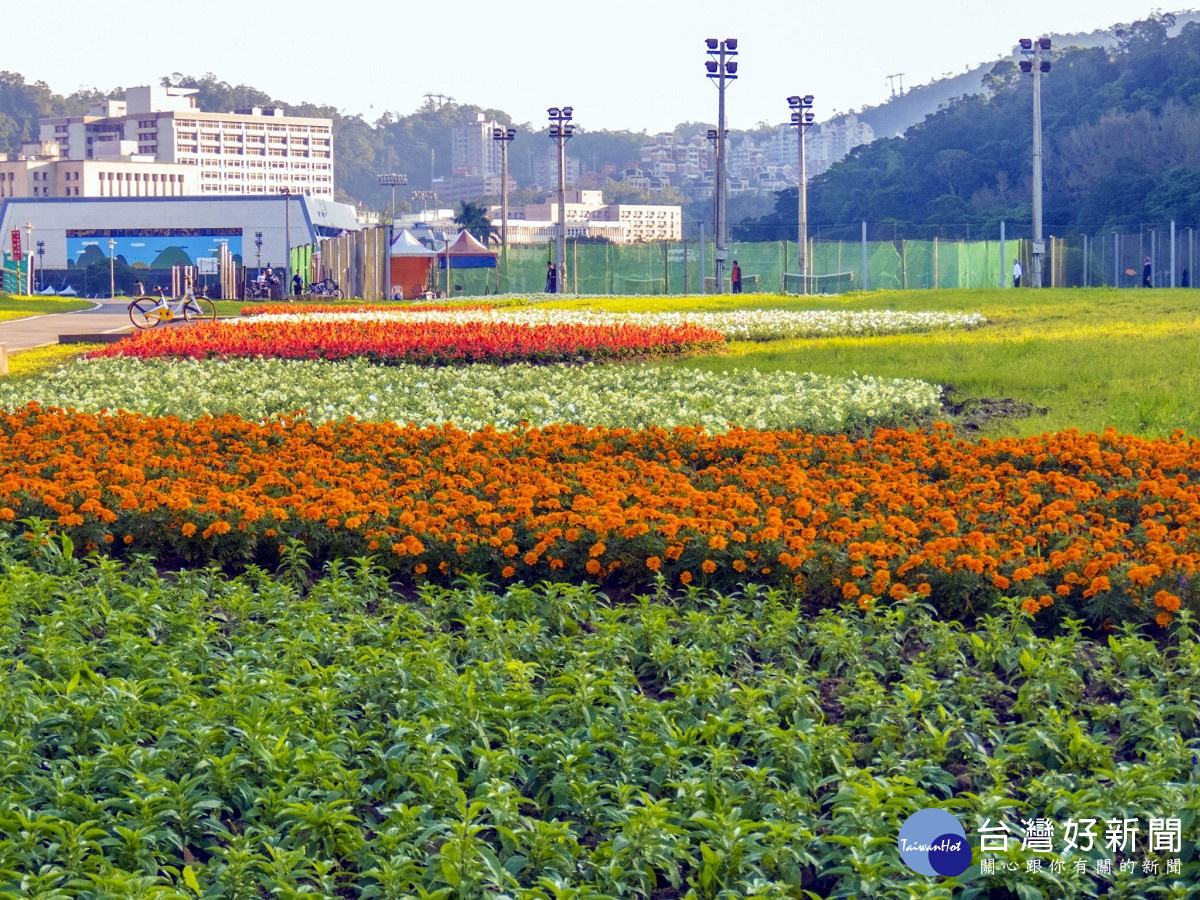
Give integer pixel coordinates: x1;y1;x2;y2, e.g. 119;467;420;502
0;300;136;353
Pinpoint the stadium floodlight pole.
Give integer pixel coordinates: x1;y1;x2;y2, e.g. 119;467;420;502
706;38;737;294
705;128;722;288
378;173;408;221
412;190;437;220
547;106;575;293
1019;36;1051;288
788;94;816;295
492;126;516;291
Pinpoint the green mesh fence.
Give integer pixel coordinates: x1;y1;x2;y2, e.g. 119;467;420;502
468;238;1013;297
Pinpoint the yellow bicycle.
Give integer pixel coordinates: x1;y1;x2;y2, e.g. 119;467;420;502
128;286;217;329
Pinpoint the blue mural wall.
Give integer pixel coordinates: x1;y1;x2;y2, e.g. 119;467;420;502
66;228;244;269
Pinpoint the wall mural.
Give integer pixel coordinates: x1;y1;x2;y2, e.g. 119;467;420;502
66;228;243;269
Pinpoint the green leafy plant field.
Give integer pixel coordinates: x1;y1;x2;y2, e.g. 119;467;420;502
1;531;1196;897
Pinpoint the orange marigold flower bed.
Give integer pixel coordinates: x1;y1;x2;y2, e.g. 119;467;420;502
1;406;1198;625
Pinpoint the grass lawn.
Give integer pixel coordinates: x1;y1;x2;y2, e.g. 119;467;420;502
550;287;1200;438
0;293;94;322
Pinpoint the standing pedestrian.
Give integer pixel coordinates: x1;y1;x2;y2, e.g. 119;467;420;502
292;273;303;298
731;259;742;294
1143;256;1152;287
1012;258;1022;288
545;261;558;294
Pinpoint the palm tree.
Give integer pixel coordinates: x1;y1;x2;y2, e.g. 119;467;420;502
454;201;498;245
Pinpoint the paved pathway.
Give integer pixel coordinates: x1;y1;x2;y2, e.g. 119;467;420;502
0;300;136;353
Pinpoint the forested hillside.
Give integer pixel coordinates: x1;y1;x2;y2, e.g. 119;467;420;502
739;13;1200;240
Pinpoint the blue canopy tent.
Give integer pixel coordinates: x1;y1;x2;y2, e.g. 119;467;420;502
437;229;498;269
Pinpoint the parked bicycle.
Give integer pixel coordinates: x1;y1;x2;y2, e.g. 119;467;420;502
128;285;217;329
306;278;343;299
246;280;272;300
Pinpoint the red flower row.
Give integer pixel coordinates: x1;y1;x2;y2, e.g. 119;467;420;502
89;318;726;364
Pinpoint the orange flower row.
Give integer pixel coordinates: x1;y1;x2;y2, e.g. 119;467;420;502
1;406;1197;625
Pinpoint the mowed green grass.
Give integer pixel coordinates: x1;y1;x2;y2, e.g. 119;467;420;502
558;287;1200;439
0;293;94;322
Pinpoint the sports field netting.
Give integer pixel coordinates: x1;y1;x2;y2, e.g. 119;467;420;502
493;238;1010;296
258;223;1200;298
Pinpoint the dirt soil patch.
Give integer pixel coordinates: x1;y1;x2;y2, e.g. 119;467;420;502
940;385;1044;433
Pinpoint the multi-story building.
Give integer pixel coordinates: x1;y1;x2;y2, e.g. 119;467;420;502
590;203;682;243
532;149;580;191
0;140;198;199
451;114;503;177
623;117;875;201
766;113;875;180
487;190;681;244
807;114;874;176
518;189;606;224
36;85;334;198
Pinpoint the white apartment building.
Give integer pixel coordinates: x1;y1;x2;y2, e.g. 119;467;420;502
806;114;874;176
767;113;875;179
0;140;199;199
590;204;681;243
36;85;334;199
497;190;681;244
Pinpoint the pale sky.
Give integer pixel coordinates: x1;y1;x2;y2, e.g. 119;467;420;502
13;0;1168;132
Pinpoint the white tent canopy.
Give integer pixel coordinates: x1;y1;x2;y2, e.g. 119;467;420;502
390;228;437;257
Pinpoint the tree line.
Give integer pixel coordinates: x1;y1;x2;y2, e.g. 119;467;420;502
738;13;1200;241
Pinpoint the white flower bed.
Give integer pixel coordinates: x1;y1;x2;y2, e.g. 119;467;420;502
237;307;985;341
0;357;943;433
